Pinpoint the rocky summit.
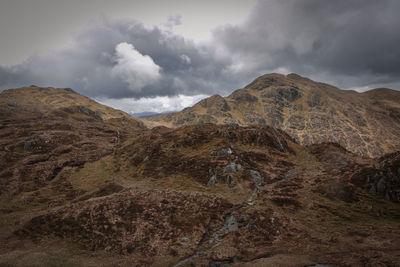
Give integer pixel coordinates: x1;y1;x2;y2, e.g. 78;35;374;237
0;84;399;266
144;73;400;158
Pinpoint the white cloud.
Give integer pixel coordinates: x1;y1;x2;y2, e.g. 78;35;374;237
180;54;191;64
112;42;161;92
96;94;209;114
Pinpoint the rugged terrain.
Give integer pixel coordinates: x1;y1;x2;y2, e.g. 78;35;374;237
0;85;399;266
144;73;400;158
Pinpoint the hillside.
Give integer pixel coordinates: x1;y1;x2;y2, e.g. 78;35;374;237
1;123;399;266
0;86;399;266
0;85;142;121
144;73;400;158
0;86;145;197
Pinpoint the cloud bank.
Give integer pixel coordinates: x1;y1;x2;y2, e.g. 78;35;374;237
0;0;399;113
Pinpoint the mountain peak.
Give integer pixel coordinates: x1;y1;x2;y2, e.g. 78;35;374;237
144;73;400;157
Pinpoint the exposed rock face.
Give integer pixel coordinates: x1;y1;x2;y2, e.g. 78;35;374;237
144;73;400;157
351;151;400;202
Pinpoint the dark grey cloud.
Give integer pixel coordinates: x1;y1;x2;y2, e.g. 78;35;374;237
0;18;240;99
1;0;399;109
213;0;400;90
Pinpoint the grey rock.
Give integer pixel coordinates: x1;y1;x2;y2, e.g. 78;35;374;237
227;122;239;128
250;170;264;186
207;174;217;187
375;162;385;169
285;169;296;180
210;148;232;157
78;106;93;115
226;175;235;188
24;141;33;151
223;163;242;173
7;103;17;107
181;237;190;243
377;178;386;194
143;156;149;163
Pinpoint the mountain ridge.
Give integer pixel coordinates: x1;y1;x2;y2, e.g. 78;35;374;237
143;73;400;158
0;82;399;266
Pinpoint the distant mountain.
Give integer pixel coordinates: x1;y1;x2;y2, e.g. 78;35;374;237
143;73;400;157
130;111;173;118
0;85;144;123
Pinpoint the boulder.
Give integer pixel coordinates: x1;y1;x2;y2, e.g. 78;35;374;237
226;175;235;188
250;170;264;186
223;162;242;173
207;174;217;187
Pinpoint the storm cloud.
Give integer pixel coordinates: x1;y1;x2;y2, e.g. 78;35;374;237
213;0;400;89
0;0;399;112
0;18;239;99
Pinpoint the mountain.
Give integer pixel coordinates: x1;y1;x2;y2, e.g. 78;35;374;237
0;86;145;196
131;111;173;118
0;85;399;266
144;73;400;158
0;85;143;121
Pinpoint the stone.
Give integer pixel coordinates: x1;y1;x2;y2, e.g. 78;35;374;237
143;156;149;163
376;178;386;194
210;148;232;157
285;169;296;180
24;141;33;151
223;162;242;173
181;237;190;243
226;175;235;188
207;174;217;187
250;170;264;186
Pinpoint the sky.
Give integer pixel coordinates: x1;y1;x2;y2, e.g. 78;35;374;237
0;0;399;114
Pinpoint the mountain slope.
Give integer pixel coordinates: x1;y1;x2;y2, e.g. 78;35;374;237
3;124;400;266
0;86;399;266
144;73;400;157
0;86;145;197
0;85;142;121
